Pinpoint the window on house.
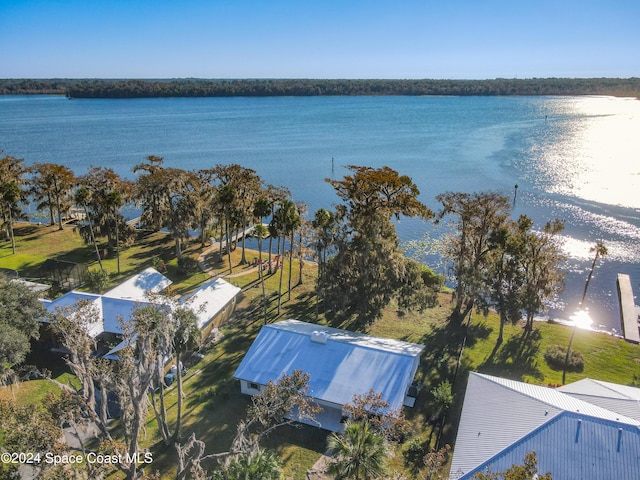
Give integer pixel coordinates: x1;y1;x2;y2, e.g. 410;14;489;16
249;382;260;390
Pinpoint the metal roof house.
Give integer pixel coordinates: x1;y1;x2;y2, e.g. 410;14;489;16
557;377;640;422
450;372;640;479
40;267;241;354
233;319;424;432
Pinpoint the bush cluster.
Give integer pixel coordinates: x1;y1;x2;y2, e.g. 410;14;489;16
544;344;584;372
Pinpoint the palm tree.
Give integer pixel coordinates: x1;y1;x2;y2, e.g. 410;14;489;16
74;186;105;273
326;420;387;480
581;241;608;305
213;448;282;480
105;190;124;274
312;208;336;318
273;200;300;313
295;202;308;286
217;184;236;273
265;184;290;273
194;169;216;247
563;241;607;384
281;200;301;302
253;223;269;324
78;167;134;259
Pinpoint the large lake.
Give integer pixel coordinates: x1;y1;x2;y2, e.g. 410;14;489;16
1;94;639;333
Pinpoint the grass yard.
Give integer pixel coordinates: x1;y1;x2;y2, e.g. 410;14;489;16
2;224;640;479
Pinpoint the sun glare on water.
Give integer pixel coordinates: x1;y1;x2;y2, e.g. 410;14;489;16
542;97;640;209
570;308;594;330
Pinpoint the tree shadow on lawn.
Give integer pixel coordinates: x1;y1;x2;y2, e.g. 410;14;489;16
12;223;49;243
419;319;493;382
478;328;544;381
282;291;318;322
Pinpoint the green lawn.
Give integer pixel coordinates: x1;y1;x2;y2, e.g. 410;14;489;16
3;224;640;479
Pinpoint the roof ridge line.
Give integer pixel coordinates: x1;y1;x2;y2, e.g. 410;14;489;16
474;372;640;425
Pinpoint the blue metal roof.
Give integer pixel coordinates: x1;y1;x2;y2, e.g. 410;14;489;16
461;411;640;480
233;320;423;411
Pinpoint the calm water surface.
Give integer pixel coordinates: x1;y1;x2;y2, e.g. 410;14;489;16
1;94;639;333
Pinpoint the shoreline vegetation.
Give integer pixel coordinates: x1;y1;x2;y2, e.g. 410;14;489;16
2;222;640;479
1;77;640;98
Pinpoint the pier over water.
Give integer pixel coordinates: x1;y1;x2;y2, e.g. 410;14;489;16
617;273;640;344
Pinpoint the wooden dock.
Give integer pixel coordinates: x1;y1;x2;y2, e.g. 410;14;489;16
617;273;640;344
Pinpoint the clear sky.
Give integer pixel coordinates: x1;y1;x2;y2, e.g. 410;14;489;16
1;0;639;79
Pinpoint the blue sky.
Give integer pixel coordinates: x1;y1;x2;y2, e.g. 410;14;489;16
1;0;639;79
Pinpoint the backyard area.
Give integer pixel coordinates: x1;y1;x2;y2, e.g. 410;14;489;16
2;221;640;479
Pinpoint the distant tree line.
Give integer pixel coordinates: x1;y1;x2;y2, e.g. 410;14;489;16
1;77;640;98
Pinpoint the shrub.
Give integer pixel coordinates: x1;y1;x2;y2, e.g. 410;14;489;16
177;256;198;275
544;344;584;372
431;380;454;410
152;256;166;272
402;438;426;468
421;266;444;290
86;269;109;292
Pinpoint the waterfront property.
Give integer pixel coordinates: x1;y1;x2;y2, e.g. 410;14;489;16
450;372;640;479
39;267;241;357
233;319;424;432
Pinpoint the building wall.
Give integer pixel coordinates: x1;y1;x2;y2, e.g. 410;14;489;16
201;297;238;339
238;380;345;432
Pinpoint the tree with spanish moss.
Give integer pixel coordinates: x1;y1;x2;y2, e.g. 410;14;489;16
322;165;434;325
436;191;511;323
134;157;201;260
0;182;21;254
520;218;566;332
29;162;75;230
77;167;135;258
0;278;46;385
175;370;320;480
0;155;29;247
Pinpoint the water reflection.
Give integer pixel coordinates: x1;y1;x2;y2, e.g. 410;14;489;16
570;308;594;331
535;97;640;209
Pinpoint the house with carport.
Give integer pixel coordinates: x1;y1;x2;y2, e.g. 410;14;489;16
233;319;424;432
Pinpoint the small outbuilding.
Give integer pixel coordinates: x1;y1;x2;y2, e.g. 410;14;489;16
233;319;424;432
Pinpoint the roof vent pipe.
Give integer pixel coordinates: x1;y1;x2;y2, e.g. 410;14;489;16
617;428;623;452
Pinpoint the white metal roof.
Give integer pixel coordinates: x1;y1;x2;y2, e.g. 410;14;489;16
234;319;424;412
558;378;640;422
42;291;104;337
103;267;172;301
450;373;640;479
558;378;640;400
179;278;241;329
39;269;240;339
